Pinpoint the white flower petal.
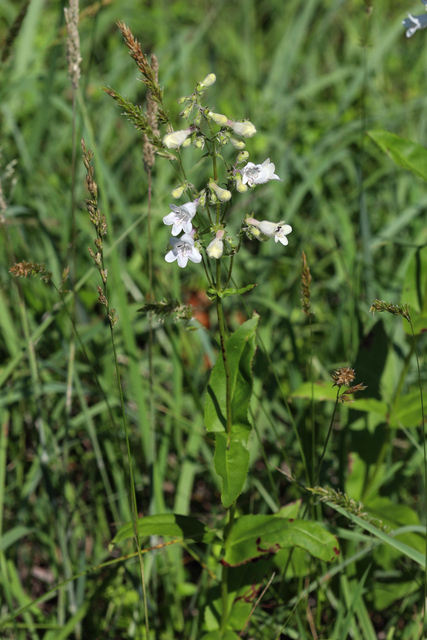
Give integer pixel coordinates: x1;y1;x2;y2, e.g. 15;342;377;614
188;248;202;263
177;254;189;268
165;250;177;263
240;159;282;186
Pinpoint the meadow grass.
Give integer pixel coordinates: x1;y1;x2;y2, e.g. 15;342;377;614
1;0;427;638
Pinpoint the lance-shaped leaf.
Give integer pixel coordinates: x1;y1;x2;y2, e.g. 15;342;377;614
205;313;259;507
367;130;427;182
206;284;257;300
223;514;339;566
109;513;215;550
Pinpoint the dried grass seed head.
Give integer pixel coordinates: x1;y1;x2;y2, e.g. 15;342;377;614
332;366;355;388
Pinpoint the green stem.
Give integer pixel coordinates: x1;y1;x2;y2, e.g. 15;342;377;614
409;320;427;622
216;274;232;442
314;387;340;487
220;502;236;632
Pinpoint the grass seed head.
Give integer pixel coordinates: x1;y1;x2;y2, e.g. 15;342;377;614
332;366;355;388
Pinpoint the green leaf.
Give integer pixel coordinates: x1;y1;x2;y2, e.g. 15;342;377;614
223;514;339;566
367;130;427;182
213;431;250;509
389;390;424;429
205;314;259;507
206;284;257;300
0;526;33;552
109;514;215;550
322;502;425;568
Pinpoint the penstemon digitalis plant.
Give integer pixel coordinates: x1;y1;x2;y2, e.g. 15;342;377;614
103;22;339;638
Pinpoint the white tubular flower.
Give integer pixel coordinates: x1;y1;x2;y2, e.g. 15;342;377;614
231;120;257;138
163;127;195;149
165;234;202;268
206;230;224;259
208;111;229;126
209;180;232;202
241;158;282;187
246;217;292;246
163;201;199;236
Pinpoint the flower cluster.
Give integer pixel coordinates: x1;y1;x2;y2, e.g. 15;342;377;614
158;74;293;270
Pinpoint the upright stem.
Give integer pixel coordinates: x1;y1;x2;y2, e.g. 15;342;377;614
220;502;236;632
409;320;427;622
314;387;340;487
216;262;232;443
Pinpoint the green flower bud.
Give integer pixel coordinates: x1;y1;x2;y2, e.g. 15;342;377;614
209;180;232;202
228;136;246;150
171;184;186;199
217;132;228;146
235;173;248;193
180;105;192;119
237;150;250;163
200;73;216;88
208;111;229;126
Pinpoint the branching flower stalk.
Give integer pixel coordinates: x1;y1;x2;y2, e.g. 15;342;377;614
81;140;149;633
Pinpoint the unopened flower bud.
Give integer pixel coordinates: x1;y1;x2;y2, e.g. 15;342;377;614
198;191;207;206
200;73;216;88
217;132;228;146
171;184;186;199
231;120;257;138
182;137;192;148
195;135;205;150
237;150;249;163
209;180;232;202
208;111;229;126
180;105;192;119
235;173;248;193
228;136;246;150
206;230;225;259
163;127;195;149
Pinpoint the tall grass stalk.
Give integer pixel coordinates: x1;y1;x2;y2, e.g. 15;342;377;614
81;141;149;633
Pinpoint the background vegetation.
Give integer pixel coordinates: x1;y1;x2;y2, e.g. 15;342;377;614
1;0;427;637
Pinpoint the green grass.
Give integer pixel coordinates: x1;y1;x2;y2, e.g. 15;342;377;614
1;0;427;637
